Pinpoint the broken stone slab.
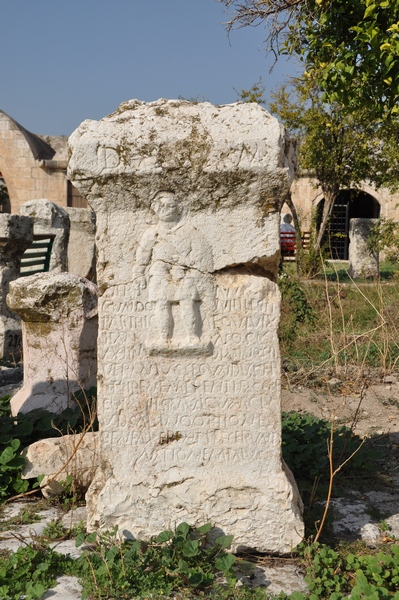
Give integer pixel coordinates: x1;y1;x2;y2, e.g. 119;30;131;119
68;99;303;554
349;218;379;279
65;207;96;280
61;506;87;529
236;563;308;596
360;523;383;547
21;432;99;498
20;199;70;272
42;576;83;600
7;271;97;415
0;505;61;552
0;214;33;360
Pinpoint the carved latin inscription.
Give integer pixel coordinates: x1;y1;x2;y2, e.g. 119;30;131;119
99;274;280;466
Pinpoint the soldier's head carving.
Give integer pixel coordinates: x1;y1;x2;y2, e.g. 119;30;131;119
152;191;181;223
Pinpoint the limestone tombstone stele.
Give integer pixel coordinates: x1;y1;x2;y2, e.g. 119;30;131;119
68;99;304;553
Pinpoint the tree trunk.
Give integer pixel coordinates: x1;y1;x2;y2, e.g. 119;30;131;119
284;193;303;276
315;189;338;253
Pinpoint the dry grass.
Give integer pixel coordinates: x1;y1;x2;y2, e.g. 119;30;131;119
280;265;399;387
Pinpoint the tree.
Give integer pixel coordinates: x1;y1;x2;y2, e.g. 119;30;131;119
0;179;9;210
269;80;397;254
235;77;267;104
218;0;399;120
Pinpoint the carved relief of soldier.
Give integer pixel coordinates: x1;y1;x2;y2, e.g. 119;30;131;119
134;191;213;349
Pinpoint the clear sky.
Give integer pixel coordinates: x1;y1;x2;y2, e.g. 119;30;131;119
1;0;300;136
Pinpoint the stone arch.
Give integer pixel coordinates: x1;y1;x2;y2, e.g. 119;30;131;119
317;189;381;260
0;110;68;213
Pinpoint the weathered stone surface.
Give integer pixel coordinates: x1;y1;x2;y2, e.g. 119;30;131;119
0;214;33;360
349;218;379;278
68;99;303;553
61;506;87;529
236;564;308;596
361;523;382;547
7;272;97;415
65;207;96;280
42;576;83;600
22;433;99;498
20;199;70;272
0;505;61;552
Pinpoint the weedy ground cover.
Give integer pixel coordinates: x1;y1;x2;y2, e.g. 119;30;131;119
1;263;399;598
0;521;269;600
279;262;399;379
281;412;380;521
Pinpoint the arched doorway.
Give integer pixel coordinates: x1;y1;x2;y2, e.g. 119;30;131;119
318;190;380;260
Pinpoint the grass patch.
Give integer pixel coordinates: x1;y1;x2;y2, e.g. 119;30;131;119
279;265;399;379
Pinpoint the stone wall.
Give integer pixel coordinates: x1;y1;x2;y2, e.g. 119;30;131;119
0;111;68;214
290;174;399;230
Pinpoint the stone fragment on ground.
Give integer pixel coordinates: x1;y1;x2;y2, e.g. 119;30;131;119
324;489;399;545
0;502;91;561
61;505;87;529
0;503;60;552
360;523;383;547
42;576;83;600
21;433;99;497
236;562;307;596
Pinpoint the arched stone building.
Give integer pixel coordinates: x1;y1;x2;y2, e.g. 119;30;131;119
290;174;399;260
0;110;85;213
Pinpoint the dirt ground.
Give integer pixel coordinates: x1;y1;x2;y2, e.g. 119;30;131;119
282;370;399;545
281;374;399;437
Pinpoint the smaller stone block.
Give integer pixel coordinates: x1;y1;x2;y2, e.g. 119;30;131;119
0;214;33;359
21;432;99;498
65;207;96;280
0;214;33;253
349;218;379;279
20;199;70;272
7;272;97;415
